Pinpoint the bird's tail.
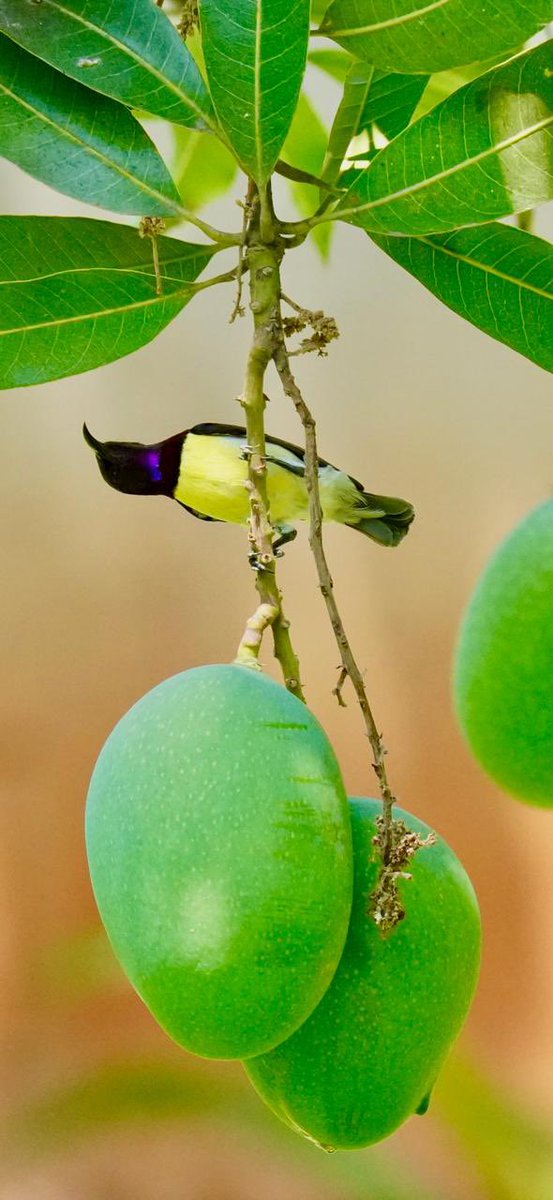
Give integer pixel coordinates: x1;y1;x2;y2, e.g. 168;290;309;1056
347;491;415;547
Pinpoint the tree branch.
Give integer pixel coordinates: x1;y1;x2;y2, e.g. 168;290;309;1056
236;187;305;701
273;318;406;923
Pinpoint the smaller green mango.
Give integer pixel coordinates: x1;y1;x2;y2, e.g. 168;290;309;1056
245;798;481;1151
86;665;353;1060
454;499;553;807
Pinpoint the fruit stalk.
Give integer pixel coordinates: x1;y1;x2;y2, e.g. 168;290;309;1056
239;184;403;920
272;325;399;906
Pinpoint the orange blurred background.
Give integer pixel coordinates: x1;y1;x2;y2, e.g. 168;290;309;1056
1;139;553;1199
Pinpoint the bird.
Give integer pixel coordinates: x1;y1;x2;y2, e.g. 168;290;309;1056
83;422;414;549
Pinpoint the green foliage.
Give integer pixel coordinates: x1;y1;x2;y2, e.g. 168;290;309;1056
309;47;351;84
0;0;214;129
322;63;428;184
86;665;353;1059
317;0;552;75
0;217;213;388
0;0;550;378
337;44;553;236
0;35;183;215
454;500;553;807
173;128;238;211
199;0;310;183
281;93;333;257
372;223;553;373
246;798;481;1150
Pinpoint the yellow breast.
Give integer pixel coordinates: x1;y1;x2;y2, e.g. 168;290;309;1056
175;433;310;526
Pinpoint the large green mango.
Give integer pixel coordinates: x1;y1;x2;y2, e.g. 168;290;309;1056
454;499;553;807
245;798;481;1150
86;665;353;1059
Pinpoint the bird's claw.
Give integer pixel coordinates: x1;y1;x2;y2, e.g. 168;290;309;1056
248;550;267;573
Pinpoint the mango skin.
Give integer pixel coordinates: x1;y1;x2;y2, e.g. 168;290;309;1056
86;665;353;1059
454;500;553;806
245;798;481;1151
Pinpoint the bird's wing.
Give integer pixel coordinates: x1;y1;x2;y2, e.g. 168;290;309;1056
190;422;365;492
265;453;305;479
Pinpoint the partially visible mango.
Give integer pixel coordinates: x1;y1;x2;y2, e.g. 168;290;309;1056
454;499;553;806
86;664;353;1059
245;798;481;1150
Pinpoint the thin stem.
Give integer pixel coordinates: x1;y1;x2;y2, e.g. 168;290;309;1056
274;159;342;193
237;187;305;701
151;237;162;295
175;209;243;246
190;263;247;293
280;292;305;315
230;183;254;323
278;215;329;238
272;325;397;864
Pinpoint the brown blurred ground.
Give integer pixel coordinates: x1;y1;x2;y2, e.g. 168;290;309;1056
1;152;553;1200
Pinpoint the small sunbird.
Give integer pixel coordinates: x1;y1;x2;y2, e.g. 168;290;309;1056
83;422;414;549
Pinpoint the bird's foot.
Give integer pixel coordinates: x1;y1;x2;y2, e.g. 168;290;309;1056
272;525;298;556
248;550;272;572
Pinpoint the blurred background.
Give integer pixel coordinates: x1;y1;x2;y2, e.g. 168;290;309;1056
1;62;553;1199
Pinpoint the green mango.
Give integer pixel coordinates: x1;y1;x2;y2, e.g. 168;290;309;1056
454;499;553;807
86;664;353;1059
245;798;481;1150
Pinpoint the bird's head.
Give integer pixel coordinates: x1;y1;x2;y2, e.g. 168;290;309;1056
83;424;184;496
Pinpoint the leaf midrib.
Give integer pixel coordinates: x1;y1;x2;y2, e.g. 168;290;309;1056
0;258;206;288
336;115;553;222
254;0;263;180
27;0;216;131
413;233;553;300
0;79;185;215
0;288;190;336
323;0;450;38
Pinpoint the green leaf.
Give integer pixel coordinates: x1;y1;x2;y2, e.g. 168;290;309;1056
199;0;310;183
335;44;553;236
311;0;331;20
318;0;553;75
357;69;430;141
282;93;333;257
322;61;374;183
309;48;352;84
322;62;428;184
0;0;214;130
372;222;553;373
0;217;214;388
0;35;183;216
173;129;238;211
414;52;518;120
